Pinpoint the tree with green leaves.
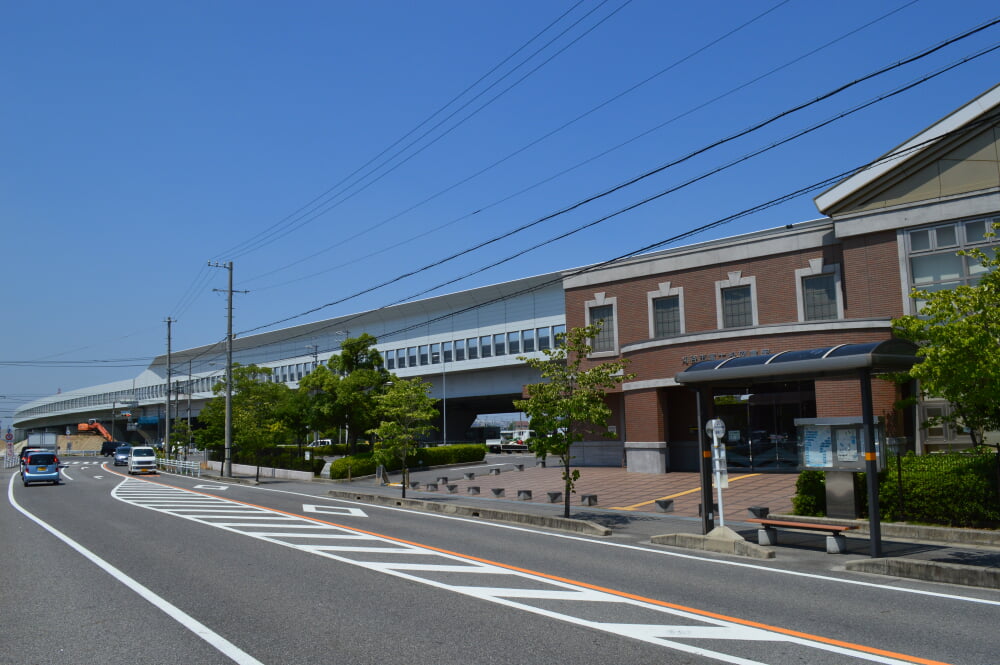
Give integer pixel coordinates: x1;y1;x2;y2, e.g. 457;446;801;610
299;333;391;454
893;237;1000;451
369;378;438;498
199;363;294;480
514;323;634;518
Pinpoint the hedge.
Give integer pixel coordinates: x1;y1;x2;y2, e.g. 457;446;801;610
792;451;1000;527
329;444;486;480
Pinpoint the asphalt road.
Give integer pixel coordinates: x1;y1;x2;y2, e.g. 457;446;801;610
3;459;998;665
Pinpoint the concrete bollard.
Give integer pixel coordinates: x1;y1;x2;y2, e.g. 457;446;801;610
489;468;501;476
446;484;458;494
580;494;598;506
425;482;438;491
547;491;562;503
410;481;420;489
655;499;675;513
463;472;475;480
515;464;524;471
436;476;448;485
467;486;480;495
517;489;532;501
491;488;505;497
748;506;770;519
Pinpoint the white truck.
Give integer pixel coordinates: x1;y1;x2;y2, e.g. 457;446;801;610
486;428;534;454
127;446;158;475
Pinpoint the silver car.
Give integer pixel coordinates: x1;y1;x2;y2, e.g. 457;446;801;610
113;445;131;466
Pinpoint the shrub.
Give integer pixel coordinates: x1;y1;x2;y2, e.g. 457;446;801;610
328;444;486;480
791;470;826;516
791;452;1000;527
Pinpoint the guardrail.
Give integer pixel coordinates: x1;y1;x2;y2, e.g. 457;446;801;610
157;459;202;477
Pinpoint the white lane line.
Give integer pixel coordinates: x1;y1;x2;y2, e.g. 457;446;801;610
6;474;265;665
236;481;1000;608
111;479;927;665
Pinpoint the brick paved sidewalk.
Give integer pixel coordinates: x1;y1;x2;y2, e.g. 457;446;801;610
402;464;796;518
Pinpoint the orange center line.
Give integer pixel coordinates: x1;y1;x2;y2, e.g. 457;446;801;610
123;470;951;665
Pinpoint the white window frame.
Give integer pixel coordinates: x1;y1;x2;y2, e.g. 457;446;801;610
585;292;619;357
714;271;758;329
795;258;844;322
646;281;685;339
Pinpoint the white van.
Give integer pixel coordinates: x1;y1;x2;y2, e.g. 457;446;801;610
127;446;158;475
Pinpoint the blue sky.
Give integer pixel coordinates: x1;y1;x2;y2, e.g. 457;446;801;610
2;0;999;420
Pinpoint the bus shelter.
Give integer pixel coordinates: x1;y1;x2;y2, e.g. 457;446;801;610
675;339;920;557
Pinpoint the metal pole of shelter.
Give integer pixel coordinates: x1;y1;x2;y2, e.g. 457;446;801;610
695;388;714;535
859;368;883;558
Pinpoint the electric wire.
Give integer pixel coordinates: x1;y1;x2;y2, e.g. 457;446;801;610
247;0;918;291
237;27;1000;336
214;0;610;262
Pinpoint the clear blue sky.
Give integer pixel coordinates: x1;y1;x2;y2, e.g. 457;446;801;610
2;0;998;420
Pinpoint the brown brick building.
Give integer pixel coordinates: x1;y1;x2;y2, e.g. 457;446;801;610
562;83;1000;472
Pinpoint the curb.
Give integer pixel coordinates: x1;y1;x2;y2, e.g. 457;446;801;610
651;532;775;559
326;489;611;537
845;558;1000;590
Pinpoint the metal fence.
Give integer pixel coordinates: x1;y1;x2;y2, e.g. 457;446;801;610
157;459;202;477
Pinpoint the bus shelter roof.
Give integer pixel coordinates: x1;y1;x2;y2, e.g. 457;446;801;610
674;339;920;386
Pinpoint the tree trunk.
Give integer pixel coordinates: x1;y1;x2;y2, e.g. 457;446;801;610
563;458;571;518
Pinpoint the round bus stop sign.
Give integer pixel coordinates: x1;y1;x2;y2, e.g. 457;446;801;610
705;419;726;440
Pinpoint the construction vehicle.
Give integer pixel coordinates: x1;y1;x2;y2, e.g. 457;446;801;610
78;419;120;455
78;419;113;441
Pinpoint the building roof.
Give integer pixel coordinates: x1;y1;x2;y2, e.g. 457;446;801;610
814;82;1000;216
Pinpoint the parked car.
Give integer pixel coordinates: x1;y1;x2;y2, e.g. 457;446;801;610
127;446;157;475
113;445;131;466
21;452;62;486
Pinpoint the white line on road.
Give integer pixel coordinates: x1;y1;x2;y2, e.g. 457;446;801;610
6;474;266;665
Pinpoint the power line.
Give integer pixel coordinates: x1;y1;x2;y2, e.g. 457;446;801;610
213;0;605;262
244;0;798;288
237;24;1000;336
246;0;919;293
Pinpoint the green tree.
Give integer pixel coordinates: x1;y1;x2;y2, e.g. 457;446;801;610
369;378;438;498
514;323;634;518
299;334;391;454
199;364;294;480
893;238;1000;449
168;418;193;459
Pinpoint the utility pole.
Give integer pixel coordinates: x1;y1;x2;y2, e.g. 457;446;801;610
209;261;247;477
165;317;173;458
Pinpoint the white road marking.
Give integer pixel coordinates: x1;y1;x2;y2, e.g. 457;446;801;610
303;503;367;518
7;474;265;665
220;479;1000;609
109;477;929;665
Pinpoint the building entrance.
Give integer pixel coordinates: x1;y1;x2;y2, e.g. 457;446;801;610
711;381;815;471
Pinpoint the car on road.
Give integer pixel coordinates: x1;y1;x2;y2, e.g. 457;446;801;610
21;451;62;486
19;447;46;466
127;446;157;475
100;440;119;456
113;445;131;466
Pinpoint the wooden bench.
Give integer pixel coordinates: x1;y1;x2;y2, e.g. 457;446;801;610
747;518;858;554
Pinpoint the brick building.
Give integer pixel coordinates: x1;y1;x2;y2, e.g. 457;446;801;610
562;83;1000;473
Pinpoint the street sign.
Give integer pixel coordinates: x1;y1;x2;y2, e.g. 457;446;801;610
705;419;726;440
